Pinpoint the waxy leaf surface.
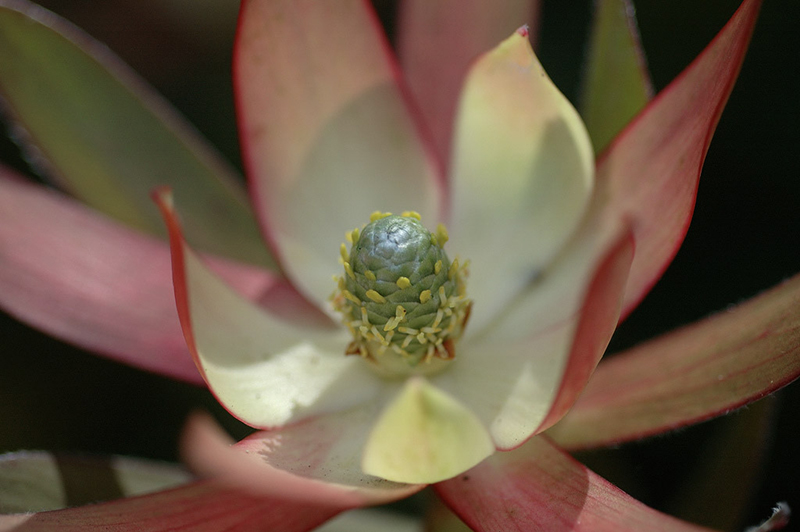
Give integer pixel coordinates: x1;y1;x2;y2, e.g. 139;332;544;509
436;436;712;532
580;0;653;153
595;0;763;316
0;2;273;267
549;272;800;450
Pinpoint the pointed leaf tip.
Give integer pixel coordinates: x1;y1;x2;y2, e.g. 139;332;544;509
362;378;494;484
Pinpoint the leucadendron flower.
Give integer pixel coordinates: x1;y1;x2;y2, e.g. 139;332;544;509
152;22;617;485
0;0;797;530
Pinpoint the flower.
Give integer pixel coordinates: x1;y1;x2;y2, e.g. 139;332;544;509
0;0;797;530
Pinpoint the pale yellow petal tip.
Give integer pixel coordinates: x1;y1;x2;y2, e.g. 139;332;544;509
362;378;494;484
492;25;539;70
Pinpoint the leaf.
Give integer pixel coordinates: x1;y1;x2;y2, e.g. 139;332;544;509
0;452;190;514
593;0;763;317
0;2;274;267
397;0;539;168
181;411;423;506
579;0;653;153
0;168;295;383
154;189;377;427
362;378;494;484
435;436;712;532
235;0;442;308
548;273;800;450
0;478;340;532
449;28;594;331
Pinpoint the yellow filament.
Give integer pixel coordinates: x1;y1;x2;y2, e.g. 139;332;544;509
432;309;444;329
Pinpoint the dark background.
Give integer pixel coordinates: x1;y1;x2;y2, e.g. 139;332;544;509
1;0;797;529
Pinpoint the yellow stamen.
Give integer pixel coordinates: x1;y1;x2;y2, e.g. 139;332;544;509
343;290;361;305
364;270;377;282
401;210;421;220
370;211;392;222
436;223;449;246
340;243;349;263
449;258;459;280
396;276;411;289
366;289;386;303
420;290;432;304
434;260;442;275
344;262;355;280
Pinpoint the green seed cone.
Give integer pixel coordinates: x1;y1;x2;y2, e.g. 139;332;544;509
334;213;469;371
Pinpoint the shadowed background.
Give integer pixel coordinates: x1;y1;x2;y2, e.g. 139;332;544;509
0;0;797;529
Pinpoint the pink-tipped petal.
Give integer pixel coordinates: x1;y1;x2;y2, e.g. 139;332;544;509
235;0;442;309
548;272;800;451
435;436;713;532
597;0;763;318
0;169;307;383
182;410;423;507
437;219;633;450
0;479;340;532
0;171;188;383
580;0;653;153
154;190;379;428
397;0;539;167
0;2;273;268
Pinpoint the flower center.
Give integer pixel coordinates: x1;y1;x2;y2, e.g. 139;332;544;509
332;211;471;377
